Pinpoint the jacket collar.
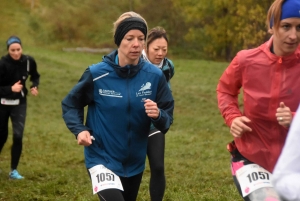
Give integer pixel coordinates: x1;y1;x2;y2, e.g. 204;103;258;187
261;36;300;62
2;54;26;64
103;50;144;78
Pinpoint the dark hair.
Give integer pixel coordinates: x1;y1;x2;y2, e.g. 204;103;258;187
146;26;168;50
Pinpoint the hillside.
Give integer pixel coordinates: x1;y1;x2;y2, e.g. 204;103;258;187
0;0;133;52
0;1;33;53
0;0;192;58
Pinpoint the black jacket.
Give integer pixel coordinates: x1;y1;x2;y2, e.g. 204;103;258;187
0;54;40;102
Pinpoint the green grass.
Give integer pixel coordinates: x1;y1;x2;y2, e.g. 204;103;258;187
0;47;242;201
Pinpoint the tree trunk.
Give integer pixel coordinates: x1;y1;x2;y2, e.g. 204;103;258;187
31;0;34;9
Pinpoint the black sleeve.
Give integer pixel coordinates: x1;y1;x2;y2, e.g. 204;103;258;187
28;56;40;88
0;60;12;96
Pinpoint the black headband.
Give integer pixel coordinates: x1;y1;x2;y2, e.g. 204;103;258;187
114;17;147;47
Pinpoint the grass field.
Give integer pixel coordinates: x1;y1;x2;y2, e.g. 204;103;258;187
0;47;242;201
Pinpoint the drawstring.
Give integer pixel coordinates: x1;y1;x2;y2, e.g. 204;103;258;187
27;58;29;72
127;66;131;76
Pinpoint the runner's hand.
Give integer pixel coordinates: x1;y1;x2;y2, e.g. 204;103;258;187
77;131;93;146
276;102;292;127
144;99;160;119
11;80;23;92
30;87;38;96
230;116;252;138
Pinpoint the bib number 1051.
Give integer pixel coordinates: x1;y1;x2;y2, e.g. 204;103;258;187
96;173;115;183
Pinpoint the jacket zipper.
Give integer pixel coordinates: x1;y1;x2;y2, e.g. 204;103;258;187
123;67;131;177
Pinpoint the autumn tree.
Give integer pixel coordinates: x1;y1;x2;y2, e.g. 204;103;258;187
172;0;274;60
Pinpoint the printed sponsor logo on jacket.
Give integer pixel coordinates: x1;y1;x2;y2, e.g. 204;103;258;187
99;89;122;98
136;82;152;97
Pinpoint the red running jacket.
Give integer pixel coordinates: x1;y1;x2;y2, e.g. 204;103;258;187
217;37;300;172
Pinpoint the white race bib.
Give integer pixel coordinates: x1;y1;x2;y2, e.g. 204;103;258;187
236;164;273;197
1;98;20;105
88;165;123;194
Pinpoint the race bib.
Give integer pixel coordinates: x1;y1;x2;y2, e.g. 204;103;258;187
88;165;123;194
236;164;273;197
1;98;20;105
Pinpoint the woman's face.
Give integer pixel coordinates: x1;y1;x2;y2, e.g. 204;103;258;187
146;37;168;65
8;43;22;60
272;17;300;56
118;29;145;66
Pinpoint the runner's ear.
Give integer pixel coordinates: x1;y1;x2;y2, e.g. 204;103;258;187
268;28;273;34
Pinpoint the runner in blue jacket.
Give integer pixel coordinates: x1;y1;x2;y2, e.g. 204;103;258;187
61;11;174;201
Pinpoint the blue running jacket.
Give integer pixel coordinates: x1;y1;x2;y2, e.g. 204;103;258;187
62;50;174;177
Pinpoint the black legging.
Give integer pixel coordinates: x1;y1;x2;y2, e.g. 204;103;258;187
88;170;143;201
0;103;26;170
147;129;165;201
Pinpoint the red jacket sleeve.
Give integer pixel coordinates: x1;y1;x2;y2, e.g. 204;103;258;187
217;54;243;127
